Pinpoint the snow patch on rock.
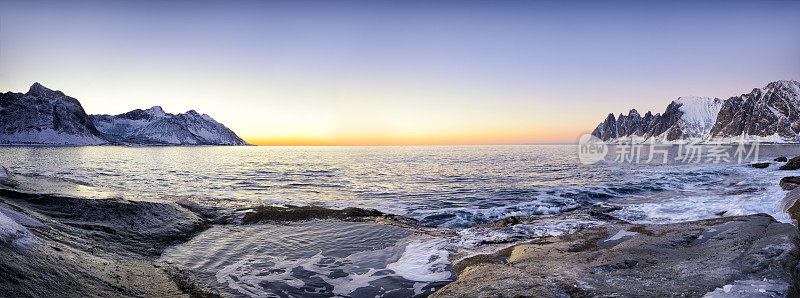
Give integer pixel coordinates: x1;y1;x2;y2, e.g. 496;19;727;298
0;129;106;145
0;210;38;248
675;96;723;138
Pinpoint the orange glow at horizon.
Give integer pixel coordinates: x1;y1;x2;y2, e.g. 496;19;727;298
242;127;586;146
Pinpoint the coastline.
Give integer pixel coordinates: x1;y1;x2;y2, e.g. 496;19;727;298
0;169;447;296
1;159;800;297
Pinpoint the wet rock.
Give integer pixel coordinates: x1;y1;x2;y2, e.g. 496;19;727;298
782;188;800;226
242;205;420;226
776;156;789;162
0;195;202;296
243;205;381;223
705;280;790;297
748;162;770;169
0;166;17;187
779;156;800;170
724;187;763;195
486;216;521;228
0;171;246;296
781;177;800;191
432;214;800;297
0;242;190;297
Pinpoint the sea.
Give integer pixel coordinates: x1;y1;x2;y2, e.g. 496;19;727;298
1;144;798;297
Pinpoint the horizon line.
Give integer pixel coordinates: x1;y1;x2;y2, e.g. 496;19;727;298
245;142;579;146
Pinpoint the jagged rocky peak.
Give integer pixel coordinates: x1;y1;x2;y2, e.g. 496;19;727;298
766;79;800;91
592;80;800;143
28;82;46;93
116;105;168;121
0;83;106;145
146;106;166;117
28;82;53;94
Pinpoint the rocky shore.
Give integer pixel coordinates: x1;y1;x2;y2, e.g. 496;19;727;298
433;155;800;298
0;168;421;297
3;158;800;297
434;214;800;297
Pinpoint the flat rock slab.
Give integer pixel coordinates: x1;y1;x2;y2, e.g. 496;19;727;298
433;214;800;297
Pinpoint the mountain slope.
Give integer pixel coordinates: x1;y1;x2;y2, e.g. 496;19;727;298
709;80;800;142
675;96;724;138
0;83;107;145
91;107;250;145
591;80;799;143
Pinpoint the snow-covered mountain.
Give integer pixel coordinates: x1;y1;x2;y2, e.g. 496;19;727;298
592;96;723;142
709;80;800;143
0;83;250;146
0;83;107;145
591;80;800;143
91;107;250;145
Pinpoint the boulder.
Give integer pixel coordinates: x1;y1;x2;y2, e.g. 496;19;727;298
782;177;800;191
432;214;800;297
748;162;770;169
779;156;800;170
776;156;789;162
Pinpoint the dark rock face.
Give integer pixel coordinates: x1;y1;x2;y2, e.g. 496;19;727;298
592;109;668;141
0;83;107;145
433;214;800;297
749;162;771;169
781;177;800;191
780;156;800;170
777;156;789;162
241;205;414;224
711;81;800;141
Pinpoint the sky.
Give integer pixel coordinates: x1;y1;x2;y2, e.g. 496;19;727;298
1;0;799;145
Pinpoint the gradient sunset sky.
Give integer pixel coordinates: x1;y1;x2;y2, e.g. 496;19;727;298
1;0;799;145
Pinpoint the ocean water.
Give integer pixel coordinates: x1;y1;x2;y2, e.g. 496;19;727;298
1;144;798;297
1;145;796;226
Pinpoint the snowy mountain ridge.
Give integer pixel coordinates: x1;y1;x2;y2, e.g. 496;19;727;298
91;107;250;146
0;83;251;146
592;80;800;143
